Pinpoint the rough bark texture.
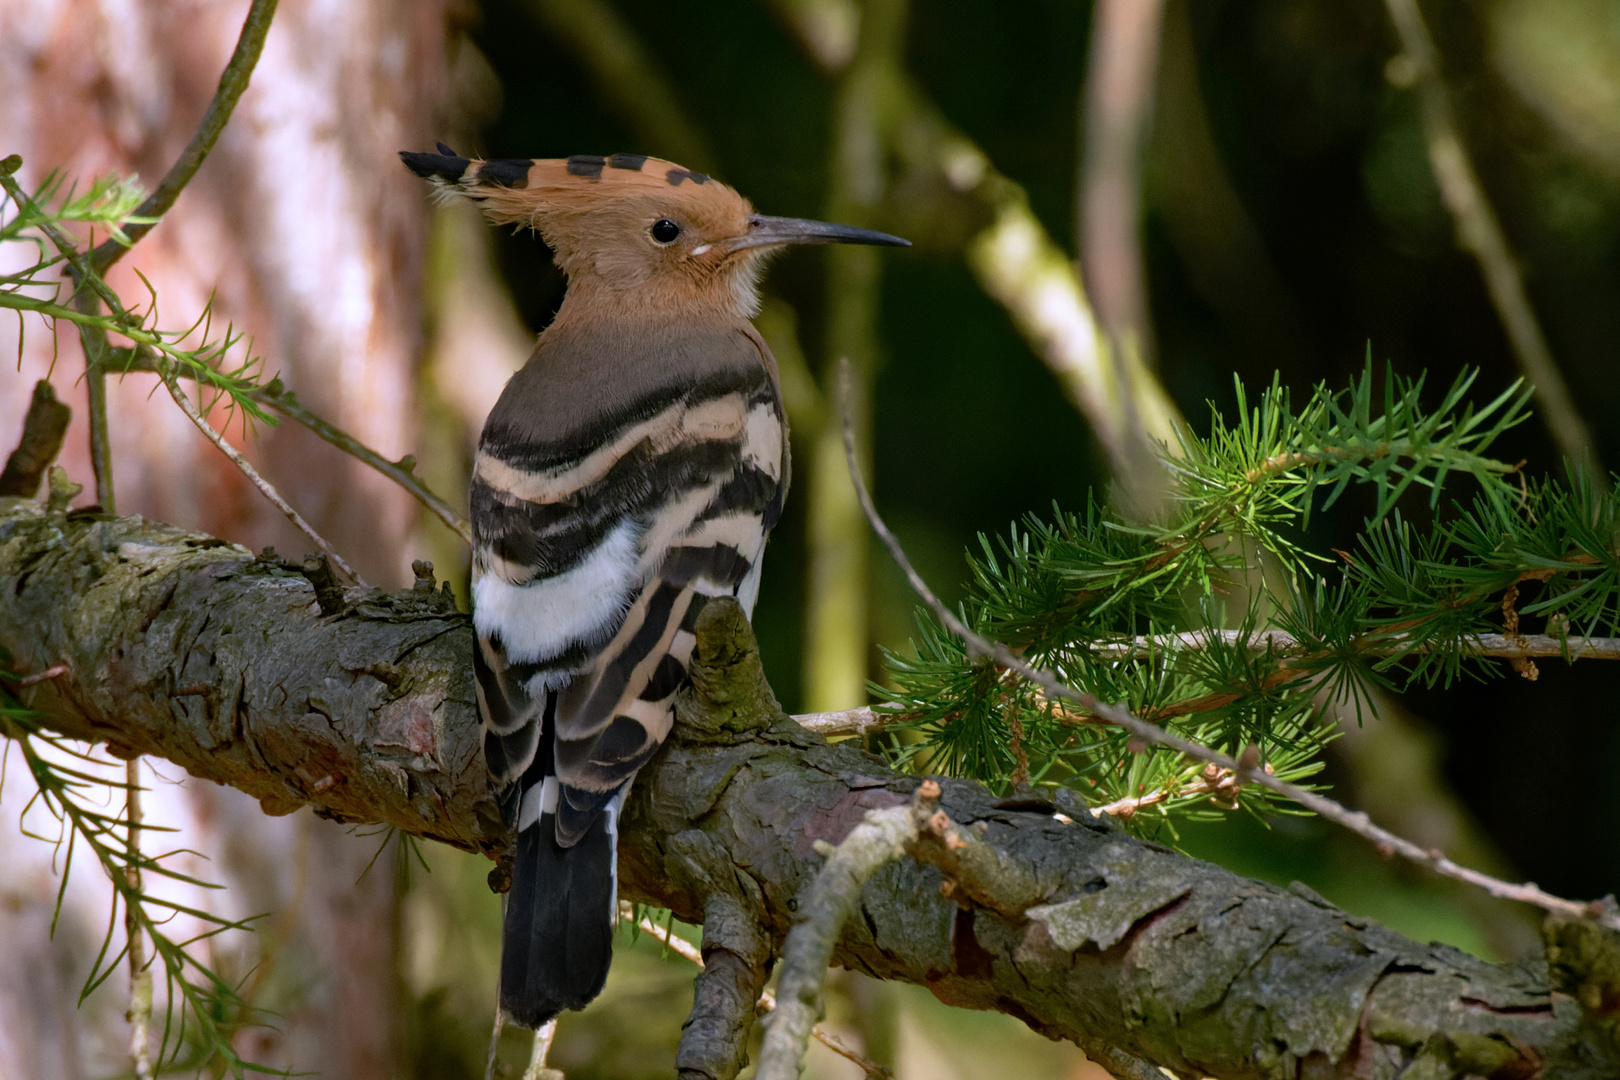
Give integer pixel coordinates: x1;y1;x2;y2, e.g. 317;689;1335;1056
0;500;500;853
4;498;1618;1080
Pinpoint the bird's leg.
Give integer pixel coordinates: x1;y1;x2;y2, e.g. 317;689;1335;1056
483;1006;504;1080
521;1018;562;1080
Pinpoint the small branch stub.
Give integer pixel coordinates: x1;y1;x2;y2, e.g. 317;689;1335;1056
0;380;72;498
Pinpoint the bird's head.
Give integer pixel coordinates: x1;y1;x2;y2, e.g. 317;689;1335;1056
401;147;908;322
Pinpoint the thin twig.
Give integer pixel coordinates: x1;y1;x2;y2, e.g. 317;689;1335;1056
621;905;895;1079
256;385;472;544
791;705;904;737
88;0;280;274
125;759;154;1080
483;1007;504;1080
1380;0;1600;474
837;357;1620;933
113;350;473;544
1077;0;1167;363
754;804;918;1080
159;370;363;584
16;664;71;688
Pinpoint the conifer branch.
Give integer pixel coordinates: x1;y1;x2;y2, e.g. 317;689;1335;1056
837;359;1620;934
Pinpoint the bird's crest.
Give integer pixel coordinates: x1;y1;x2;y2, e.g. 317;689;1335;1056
402;143;906;318
399;145;749;233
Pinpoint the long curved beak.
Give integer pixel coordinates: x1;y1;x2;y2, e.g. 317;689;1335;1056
725;214;910;252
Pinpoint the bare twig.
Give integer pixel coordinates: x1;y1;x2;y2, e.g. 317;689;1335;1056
88;0;280;273
0;380;71;497
621;904;894;1079
1380;0;1600;474
483;1008;505;1080
125;759;154;1080
113;349;473;545
256;384;472;544
790;705;903;737
837;358;1620;933
16;664;71;688
159;370;363;584
754;802;919;1080
1078;0;1167;364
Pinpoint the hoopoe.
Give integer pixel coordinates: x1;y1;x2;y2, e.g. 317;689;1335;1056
401;146;908;1027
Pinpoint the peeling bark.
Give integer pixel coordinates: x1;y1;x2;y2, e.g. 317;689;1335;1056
3;499;1617;1080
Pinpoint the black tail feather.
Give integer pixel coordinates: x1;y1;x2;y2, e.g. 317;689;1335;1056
499;806;617;1028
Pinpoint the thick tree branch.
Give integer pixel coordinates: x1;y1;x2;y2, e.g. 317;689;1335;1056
0;499;500;854
3;499;1617;1079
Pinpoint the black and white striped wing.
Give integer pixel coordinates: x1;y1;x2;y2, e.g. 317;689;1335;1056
470;354;785;845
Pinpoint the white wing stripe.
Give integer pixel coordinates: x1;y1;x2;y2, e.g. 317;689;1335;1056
474;518;641;664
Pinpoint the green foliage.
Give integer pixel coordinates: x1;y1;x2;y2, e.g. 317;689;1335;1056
876;365;1617;842
0;158;275;429
0;666;280;1077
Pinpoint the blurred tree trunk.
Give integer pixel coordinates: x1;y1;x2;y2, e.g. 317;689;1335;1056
0;1;451;1074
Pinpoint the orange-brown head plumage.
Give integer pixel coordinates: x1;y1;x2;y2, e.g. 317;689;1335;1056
401;147;907;323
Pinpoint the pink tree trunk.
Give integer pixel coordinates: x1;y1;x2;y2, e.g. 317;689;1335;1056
1;1;450;1075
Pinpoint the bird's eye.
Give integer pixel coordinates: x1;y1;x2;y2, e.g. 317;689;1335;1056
651;219;681;244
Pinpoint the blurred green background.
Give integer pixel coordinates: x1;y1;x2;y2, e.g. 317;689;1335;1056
407;0;1620;1076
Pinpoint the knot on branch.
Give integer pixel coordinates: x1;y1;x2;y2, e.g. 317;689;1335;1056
0;380;71;498
1545;897;1620;1039
677;599;788;743
300;552;344;615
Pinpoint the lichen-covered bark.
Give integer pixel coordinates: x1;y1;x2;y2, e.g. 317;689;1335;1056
3;498;1617;1080
0;499;503;853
